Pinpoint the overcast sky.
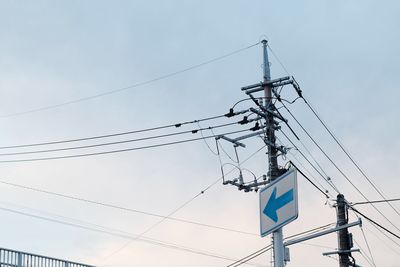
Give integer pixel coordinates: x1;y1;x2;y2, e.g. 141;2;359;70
0;1;399;267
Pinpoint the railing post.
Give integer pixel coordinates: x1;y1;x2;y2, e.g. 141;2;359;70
17;252;22;267
65;261;70;267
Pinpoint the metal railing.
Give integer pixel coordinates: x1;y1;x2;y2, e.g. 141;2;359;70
0;247;95;267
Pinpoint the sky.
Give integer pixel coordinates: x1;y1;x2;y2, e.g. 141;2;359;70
0;1;399;266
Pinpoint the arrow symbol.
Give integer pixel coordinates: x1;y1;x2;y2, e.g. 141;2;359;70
263;187;294;223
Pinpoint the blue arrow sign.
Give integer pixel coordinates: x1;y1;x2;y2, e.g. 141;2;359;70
263;187;294;223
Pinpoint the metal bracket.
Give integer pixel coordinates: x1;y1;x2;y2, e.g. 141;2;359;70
217;135;246;148
322;249;360;256
284;219;362;247
250;107;288;123
241;76;291;94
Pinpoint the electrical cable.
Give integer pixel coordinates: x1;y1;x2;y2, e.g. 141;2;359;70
289;161;329;198
359;226;377;267
0;128;251;163
196;121;219;156
280;101;400;233
352;238;375;267
267;45;291;77
228;223;336;267
226;245;272;267
285;149;332;199
217;138;239;163
284;223;335;240
0;42;260;119
101;144;267;260
268;43;400;239
268;41;400;238
360;219;400;255
0;179;257;237
279;129;340;195
0;205;262;267
301;96;400;220
0;121;243;157
359;251;375;267
0;110;248;150
352;198;400;206
350;206;400;240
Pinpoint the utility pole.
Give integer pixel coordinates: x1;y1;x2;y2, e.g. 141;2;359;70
336;194;353;267
220;40;302;266
221;41;363;267
262;40;285;267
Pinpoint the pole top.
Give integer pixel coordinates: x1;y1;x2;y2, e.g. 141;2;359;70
261;39;268;45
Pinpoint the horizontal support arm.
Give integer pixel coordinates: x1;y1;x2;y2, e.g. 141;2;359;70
284;219;362;247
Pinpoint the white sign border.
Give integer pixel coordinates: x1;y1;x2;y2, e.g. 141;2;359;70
259;168;298;237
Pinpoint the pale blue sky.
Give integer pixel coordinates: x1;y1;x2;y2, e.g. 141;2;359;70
0;1;399;266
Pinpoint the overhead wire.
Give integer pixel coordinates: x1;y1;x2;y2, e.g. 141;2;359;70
227;223;337;267
350;206;400;240
226;245;272;267
350;209;400;261
101;144;267;259
284;223;335;240
269;39;399;209
0;205;262;267
0;179;257;237
301;96;400;219
358;251;376;267
361;219;400;255
285;148;332;198
279;129;339;195
279;101;400;233
0;110;248;150
0;128;252;163
0;42;260;119
359;226;377;267
352;237;375;267
289;161;330;199
0;121;245;157
196;121;220;156
352;198;400;206
268;41;400;266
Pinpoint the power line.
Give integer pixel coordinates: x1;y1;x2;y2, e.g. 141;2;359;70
101;144;267;260
226;245;272;267
268;44;400;258
0;42;260;119
359;226;377;267
360;218;400;255
289;161;330;198
279;129;339;195
284;223;335;240
352;198;400;206
0;179;257;237
285;149;333;198
350;206;400;240
0;110;248;150
0;120;247;156
279;101;400;234
301;96;400;220
0;145;266;266
352;238;375;267
358;251;376;267
0;205;262;267
0;128;252;163
227;223;336;267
